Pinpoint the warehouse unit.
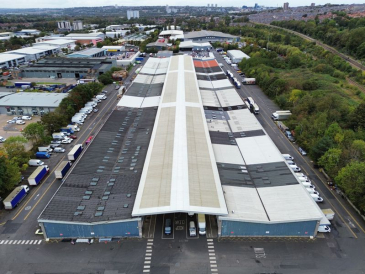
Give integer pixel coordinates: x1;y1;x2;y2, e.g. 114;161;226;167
38;58;168;239
227;50;250;63
193;57;325;237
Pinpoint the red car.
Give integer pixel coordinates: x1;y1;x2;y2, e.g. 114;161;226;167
69;135;77;139
85;136;93;145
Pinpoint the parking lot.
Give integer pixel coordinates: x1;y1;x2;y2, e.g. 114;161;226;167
0;114;41;149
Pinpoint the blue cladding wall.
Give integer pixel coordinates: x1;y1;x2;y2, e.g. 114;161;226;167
221;220;317;237
43;221;139;238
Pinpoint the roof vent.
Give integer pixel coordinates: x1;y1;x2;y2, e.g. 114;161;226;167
74;212;83;216
126;194;131;198
83;195;90;200
95;211;103;217
97;206;105;211
123;204;129;208
77;206;85;210
232;210;235;214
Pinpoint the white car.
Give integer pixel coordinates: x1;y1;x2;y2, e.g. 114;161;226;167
0;137;6;143
318;226;331;233
22;116;32;120
61;138;72;144
289;165;301;172
16;120;25;125
7;120;16;124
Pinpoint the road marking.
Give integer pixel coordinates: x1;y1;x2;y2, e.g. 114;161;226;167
37;240;42;244
0;240;4;244
21;240;25;244
143;270;150;273
25;240;29;244
146;246;152;249
211;269;218;272
13;240;18;244
144;265;150;269
146;250;152;253
29;240;33;244
211;265;217;268
147;242;153;245
147;239;153;242
209;257;216;260
207;239;213;241
208;246;214;248
144;261;151;264
210;261;216;264
4;240;9;244
208;242;214;245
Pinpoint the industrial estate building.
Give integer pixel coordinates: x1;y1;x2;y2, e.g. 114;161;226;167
38;55;327;239
21;58;116;79
0;92;68;116
227;49;250;63
67;48;106;58
184;30;239;43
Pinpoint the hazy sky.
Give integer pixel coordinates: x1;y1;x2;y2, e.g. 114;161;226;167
3;0;365;9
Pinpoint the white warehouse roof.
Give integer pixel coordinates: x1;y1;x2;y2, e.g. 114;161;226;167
132;55;228;217
0;53;26;63
227;50;250;59
0;92;68;107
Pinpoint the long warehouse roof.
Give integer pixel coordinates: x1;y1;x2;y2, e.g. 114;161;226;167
132;55;228;216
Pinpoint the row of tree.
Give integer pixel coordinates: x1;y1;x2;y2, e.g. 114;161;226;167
271;14;365;61
233;25;365;213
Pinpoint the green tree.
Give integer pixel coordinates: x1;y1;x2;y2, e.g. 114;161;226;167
22;122;47;144
310;136;334;162
318;148;342;177
3;136;29;170
288;55;302;69
0;151;22;197
350;140;365;161
335;161;365;212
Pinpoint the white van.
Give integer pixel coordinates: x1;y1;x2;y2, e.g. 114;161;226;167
28;159;44;166
286;160;296;165
53;147;65;153
189;221;197;237
22;116;32;120
289;164;301;172
297;176;311;183
295;173;307;179
282;154;294;160
301;181;315;189
311;194;324;203
16;120;25;125
306;188;320;196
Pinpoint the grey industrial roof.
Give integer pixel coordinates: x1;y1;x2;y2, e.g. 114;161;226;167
146;41;167;48
0;53;26;62
38;107;158;223
3;48;48;55
67;48;106;57
122;82;163;97
0;92;68;107
184;30;238;39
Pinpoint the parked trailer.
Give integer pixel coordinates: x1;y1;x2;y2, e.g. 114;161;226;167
271;110;292;121
28;165;49;186
68;144;83;161
242;78;256;85
54;161;72;179
35;151;50;159
67;124;80;132
3;185;29;210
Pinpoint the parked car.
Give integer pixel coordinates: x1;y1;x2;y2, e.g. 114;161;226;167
16;120;25;125
22;116;32;120
69;135;77;139
51;140;62;144
299;147;307;156
115;85;120;90
0;136;6;143
61;138;72;144
7;120;16;124
53;147;65;153
101;90;108;94
50;143;61;148
93;108;99;113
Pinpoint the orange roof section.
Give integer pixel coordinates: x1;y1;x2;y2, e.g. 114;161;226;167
193;59;219;68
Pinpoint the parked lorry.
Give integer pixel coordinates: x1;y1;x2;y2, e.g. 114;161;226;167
3;185;29;209
28;165;49;186
28;159;44;166
67;124;80;132
68;144;83;161
38;145;53;153
198;214;206;235
54;161;72;179
271;110;292;121
321;208;335;221
52;132;66;140
60;127;74;134
35;151;50;159
242;78;256;85
71;117;84;124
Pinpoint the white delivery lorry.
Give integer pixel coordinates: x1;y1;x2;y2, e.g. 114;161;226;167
197;214;206;235
301;181;315;189
321;208;335;221
306;188;320;196
71;117;84;124
310;193;324;203
52;132;66;140
282;154;294;160
242;78;256;85
67;125;80;132
271;110;292;121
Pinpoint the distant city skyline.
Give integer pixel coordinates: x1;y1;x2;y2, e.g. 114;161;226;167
2;0;365;9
